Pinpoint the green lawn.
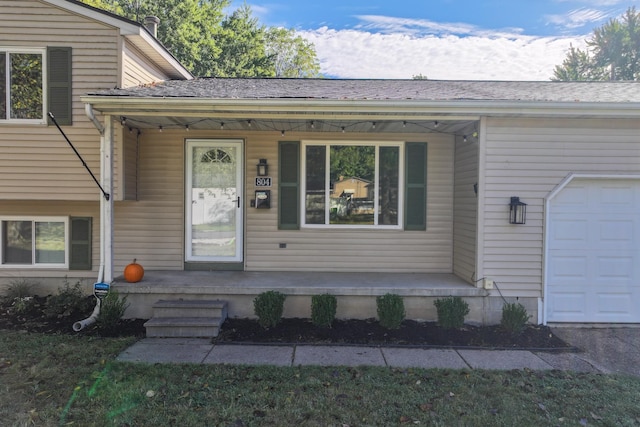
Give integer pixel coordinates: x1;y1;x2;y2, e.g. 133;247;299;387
2;331;640;426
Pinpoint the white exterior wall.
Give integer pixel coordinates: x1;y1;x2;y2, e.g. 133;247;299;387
480;117;640;298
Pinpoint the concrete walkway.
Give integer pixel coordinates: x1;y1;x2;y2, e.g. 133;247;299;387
118;339;560;370
117;327;640;376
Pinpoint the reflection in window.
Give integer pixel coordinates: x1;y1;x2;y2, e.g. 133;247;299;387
2;221;32;264
1;218;66;265
303;142;401;227
1;51;43;120
35;222;65;264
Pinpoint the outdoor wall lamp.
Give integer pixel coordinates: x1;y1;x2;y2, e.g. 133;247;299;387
509;196;527;224
257;158;268;176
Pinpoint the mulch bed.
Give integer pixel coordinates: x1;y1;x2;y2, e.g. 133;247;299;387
215;317;571;350
1;296;570;349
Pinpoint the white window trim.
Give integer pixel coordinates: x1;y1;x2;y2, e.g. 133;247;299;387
301;140;405;230
0;47;47;124
0;216;69;268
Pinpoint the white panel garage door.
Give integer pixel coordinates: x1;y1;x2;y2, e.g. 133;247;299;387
547;178;640;323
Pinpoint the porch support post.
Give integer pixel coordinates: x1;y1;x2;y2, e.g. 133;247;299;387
100;115;114;282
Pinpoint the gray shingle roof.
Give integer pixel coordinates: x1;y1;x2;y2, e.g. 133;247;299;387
90;78;640;103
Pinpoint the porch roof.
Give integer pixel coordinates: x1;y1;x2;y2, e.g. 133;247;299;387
81;79;640;135
89;78;640;103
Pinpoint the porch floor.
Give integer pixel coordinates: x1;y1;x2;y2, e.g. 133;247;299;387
113;271;485;298
113;271;490;321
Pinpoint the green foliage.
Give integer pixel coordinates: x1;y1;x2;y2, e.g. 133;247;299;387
96;290;130;336
501;302;531;335
376;293;405;329
434;296;469;329
553;6;640;81
3;279;38;314
253;291;286;328
79;0;321;78
43;279;93;319
311;294;337;327
211;4;273;77
265;27;322;78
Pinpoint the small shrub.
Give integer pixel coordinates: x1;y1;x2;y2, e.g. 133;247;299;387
254;291;286;328
3;279;38;314
311;294;337;327
44;279;93;319
376;293;405;329
4;279;36;299
96;290;129;336
501;302;531;335
434;296;469;329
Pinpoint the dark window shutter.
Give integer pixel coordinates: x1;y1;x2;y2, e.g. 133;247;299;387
69;217;91;270
405;142;427;230
47;47;72;125
278;141;300;229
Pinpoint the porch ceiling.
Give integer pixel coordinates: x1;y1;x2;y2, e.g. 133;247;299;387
118;115;479;137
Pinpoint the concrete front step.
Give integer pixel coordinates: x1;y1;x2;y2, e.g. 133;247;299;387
144;317;225;338
152;299;228;319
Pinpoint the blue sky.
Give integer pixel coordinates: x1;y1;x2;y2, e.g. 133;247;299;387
233;0;638;80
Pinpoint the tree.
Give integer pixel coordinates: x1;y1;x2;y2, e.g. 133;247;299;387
552;44;606;81
553;6;640;81
210;5;274;77
79;0;322;79
265;28;321;78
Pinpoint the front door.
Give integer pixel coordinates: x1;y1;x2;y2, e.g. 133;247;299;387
186;139;243;263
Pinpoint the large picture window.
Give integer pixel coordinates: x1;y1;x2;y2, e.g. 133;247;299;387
302;141;403;228
0;48;44;121
0;217;68;267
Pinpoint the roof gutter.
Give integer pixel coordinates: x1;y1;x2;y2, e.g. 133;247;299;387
80;96;640;120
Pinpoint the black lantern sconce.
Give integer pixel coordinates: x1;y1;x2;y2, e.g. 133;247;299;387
257;158;268;176
509;196;527;224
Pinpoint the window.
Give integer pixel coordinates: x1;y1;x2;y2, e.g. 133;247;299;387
0;47;72;125
279;141;427;231
0;48;44;121
302;141;403;228
1;217;68;267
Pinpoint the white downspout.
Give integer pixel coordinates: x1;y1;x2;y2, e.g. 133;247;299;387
74;105;112;331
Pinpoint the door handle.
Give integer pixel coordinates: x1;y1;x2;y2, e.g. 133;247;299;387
237;196;241;208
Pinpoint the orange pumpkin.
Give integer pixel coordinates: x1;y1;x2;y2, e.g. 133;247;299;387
124;258;144;283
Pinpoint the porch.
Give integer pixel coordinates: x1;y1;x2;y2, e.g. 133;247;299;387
113;271;492;324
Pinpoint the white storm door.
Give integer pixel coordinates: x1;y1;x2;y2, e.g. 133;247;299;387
186;140;243;262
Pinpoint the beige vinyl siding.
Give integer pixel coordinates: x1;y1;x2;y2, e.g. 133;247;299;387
452;134;478;284
122;41;172;87
113;130;185;272
0;200;99;278
111;130;456;274
0;0;119;200
120;127;139;200
246;132;455;273
481;117;640;297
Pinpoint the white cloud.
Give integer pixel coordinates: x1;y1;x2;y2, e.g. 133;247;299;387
545;7;612;29
299;27;587;80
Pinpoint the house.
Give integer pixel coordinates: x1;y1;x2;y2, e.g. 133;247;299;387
0;1;190;289
3;1;640;328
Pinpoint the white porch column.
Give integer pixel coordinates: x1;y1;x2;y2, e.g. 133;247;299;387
100;115;114;282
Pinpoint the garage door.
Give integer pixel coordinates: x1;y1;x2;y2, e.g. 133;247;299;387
546;178;640;323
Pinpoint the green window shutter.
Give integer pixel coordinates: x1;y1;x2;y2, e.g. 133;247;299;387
47;47;72;125
69;217;91;270
405;142;427;230
278;141;300;230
